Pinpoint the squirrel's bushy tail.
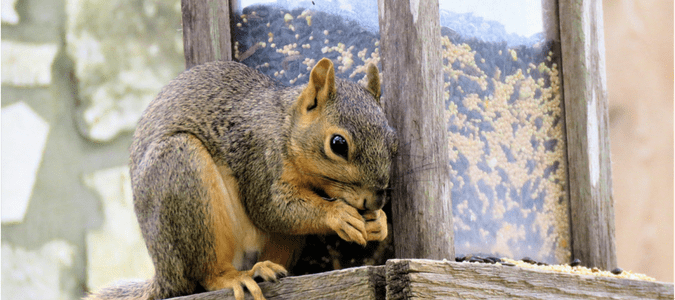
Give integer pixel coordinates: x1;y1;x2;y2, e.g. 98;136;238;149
84;279;155;300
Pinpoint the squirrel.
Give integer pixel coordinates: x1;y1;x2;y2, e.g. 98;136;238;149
85;57;398;300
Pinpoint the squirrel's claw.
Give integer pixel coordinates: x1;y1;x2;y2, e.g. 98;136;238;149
204;271;266;300
363;209;388;242
249;260;288;283
204;261;286;300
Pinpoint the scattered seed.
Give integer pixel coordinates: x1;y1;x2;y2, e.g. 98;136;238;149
611;268;623;275
487;256;502;264
570;258;581;267
521;257;536;264
469;256;484;263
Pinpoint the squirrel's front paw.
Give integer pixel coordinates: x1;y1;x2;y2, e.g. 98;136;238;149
325;201;367;246
362;209;388;241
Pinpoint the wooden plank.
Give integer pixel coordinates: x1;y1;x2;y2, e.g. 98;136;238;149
170;266;385;300
181;0;232;69
558;0;616;270
377;0;454;260
165;259;673;299
386;259;674;300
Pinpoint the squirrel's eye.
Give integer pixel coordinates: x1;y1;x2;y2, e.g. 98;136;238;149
330;134;349;160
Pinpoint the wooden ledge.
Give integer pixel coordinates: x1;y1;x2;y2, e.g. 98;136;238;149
387;259;673;299
171;259;673;299
172;266;385;300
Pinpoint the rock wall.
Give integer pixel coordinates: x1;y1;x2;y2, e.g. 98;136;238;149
1;0;182;298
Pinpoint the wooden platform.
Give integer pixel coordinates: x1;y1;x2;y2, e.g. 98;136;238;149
171;259;673;299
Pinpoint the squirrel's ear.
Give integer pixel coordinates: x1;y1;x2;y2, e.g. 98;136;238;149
365;63;381;103
302;58;336;111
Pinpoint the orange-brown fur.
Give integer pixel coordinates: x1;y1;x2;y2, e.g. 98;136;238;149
85;58;397;300
197;134;282;298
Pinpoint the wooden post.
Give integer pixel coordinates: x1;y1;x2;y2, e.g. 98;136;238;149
181;0;232;69
559;0;617;270
378;0;454;260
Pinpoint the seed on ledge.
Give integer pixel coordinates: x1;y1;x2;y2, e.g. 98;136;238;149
468;256;484;263
521;257;536;264
611;267;623;275
457;255;473;262
485;257;501;264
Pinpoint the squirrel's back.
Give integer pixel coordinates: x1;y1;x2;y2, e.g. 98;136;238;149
131;61;293;167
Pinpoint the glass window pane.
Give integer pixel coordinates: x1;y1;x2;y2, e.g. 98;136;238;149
234;1;381;86
441;0;570;264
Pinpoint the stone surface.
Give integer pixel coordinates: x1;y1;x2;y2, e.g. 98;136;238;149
1;102;50;224
1;0;19;24
1;41;58;86
2;240;76;300
83;166;153;291
65;0;184;142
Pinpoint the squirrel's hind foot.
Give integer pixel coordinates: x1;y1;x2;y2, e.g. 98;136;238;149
204;261;286;300
248;260;288;283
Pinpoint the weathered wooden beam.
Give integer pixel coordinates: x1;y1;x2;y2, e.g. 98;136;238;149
181;0;232;69
385;259;674;300
166;259;673;299
377;0;454;260
170;266;385;300
558;0;616;270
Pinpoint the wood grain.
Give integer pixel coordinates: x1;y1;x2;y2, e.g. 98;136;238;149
167;260;673;299
558;0;617;270
171;266;385;300
377;0;454;261
386;259;674;300
181;0;232;69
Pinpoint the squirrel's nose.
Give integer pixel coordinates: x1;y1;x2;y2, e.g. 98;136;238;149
365;189;386;211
